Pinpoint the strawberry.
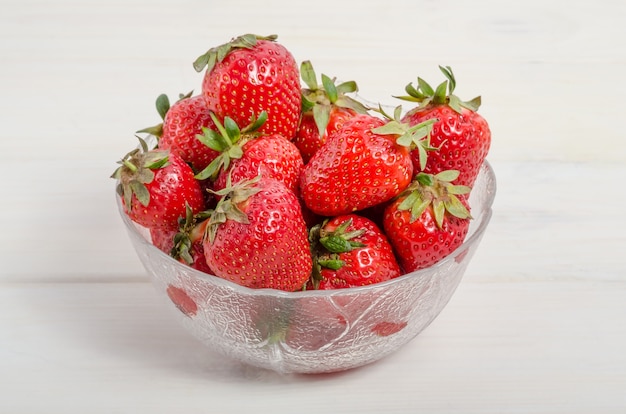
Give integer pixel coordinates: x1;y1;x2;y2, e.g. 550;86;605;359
371;321;408;337
215;134;303;194
383;170;472;272
150;206;214;274
294;60;368;163
194;34;301;140
299;111;434;216
138;92;219;173
166;284;198;317
202;175;312;291
307;214;401;290
194;112;304;194
112;138;205;229
396;65;491;187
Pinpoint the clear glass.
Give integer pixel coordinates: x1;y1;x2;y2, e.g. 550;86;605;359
117;161;497;374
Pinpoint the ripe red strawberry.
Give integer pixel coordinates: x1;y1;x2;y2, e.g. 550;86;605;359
203;176;312;291
299;112;434;216
216;134;303;194
138;92;219;173
397;65;491;187
112;138;205;229
307;214;401;290
383;170;472;272
150;207;214;274
194;34;301;140
294;60;368;163
194;112;304;194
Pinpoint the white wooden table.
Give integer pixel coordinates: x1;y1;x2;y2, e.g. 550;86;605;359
2;1;625;412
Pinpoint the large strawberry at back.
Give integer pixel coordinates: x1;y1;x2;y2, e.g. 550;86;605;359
194;34;301;140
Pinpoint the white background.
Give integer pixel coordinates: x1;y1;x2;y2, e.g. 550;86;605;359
1;0;625;412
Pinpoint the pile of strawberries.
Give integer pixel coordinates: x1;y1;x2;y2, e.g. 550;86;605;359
113;34;491;293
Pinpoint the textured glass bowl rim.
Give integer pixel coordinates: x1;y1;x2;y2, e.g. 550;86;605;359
117;160;496;298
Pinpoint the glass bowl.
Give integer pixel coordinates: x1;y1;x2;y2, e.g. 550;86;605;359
116;161;496;374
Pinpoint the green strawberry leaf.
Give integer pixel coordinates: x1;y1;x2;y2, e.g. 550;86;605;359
433;199;446;229
143;151;169;170
444;195;472;220
228;145;243;160
410;198;431;223
222;201;249;224
414;144;428;171
194;154;224;181
318;257;345;270
435;170;460;183
155;94;170;120
335;80;358;95
301;97;315;113
405;83;423;100
448;94;463;114
196;128;226;152
335;95;369;114
373;121;406;137
300;60;318;90
322;74;338;103
172;230;194;265
398;190;421;211
417;77;435;97
439;65;456;94
433;80;448;105
136;124;163;137
205;175;264;244
312;103;331;138
394;65;482;113
320;235;354;253
447;184;472;195
193;34;277;73
243;111;268;133
461;95;482;112
223;116;241;145
123;185;133;212
129;180;150;207
135;167;155;185
415;172;434;187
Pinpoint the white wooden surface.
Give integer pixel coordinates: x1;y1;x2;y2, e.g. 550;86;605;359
1;0;625;412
